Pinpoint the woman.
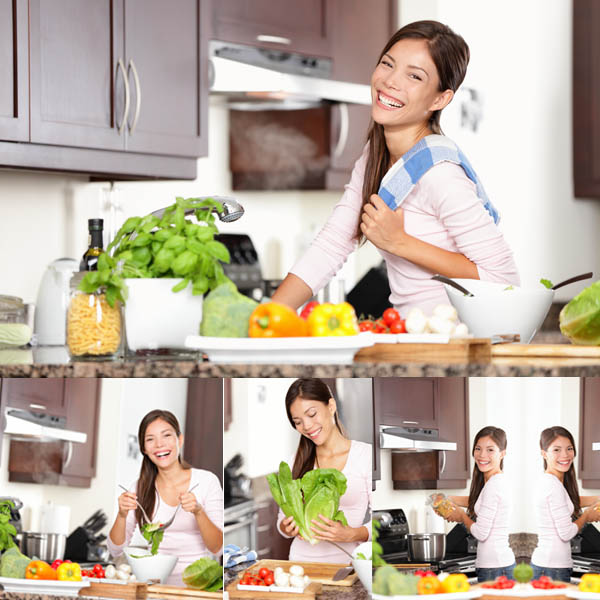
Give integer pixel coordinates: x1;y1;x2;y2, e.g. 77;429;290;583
272;20;519;316
439;426;515;583
108;410;223;585
530;426;600;583
276;379;372;563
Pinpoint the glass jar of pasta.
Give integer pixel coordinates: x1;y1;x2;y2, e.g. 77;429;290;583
66;283;122;359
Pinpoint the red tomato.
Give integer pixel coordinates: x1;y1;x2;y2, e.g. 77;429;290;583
373;318;388;333
300;300;319;320
93;564;103;574
264;573;275;586
389;319;406;334
423;570;436;578
358;320;375;332
51;559;63;570
414;569;426;577
258;568;270;580
382;307;401;326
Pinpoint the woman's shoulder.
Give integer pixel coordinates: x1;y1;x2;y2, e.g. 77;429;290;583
191;467;221;487
417;160;473;189
348;439;372;470
350;439;372;454
483;473;509;493
538;472;563;493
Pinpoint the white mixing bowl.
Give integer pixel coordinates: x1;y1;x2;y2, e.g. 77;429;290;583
352;541;373;593
444;279;554;343
124;548;177;584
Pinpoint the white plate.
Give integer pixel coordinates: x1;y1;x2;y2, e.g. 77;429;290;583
567;590;600;599
0;576;90;597
372;591;480;599
481;587;569;597
237;583;273;591
185;332;376;364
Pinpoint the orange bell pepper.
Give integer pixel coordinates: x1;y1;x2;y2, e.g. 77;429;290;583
248;302;308;337
417;575;442;595
25;560;57;580
56;561;82;581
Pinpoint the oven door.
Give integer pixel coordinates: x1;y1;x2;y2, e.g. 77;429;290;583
224;513;257;551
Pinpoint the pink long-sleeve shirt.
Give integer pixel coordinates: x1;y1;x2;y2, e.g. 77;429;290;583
530;473;579;568
107;469;224;586
470;473;515;568
290;148;520;317
276;440;372;564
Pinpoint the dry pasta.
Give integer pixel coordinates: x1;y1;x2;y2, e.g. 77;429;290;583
67;292;121;356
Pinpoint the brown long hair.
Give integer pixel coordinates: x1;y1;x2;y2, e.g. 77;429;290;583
285;379;346;479
357;20;470;240
540;426;581;520
467;426;507;520
135;410;191;529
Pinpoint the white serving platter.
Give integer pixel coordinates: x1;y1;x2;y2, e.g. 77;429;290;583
0;576;90;597
373;591;481;600
481;586;570;596
185;332;377;363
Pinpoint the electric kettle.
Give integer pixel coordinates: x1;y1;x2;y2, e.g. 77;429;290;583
34;258;79;345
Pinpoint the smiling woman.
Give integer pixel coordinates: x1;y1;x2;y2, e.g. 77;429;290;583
107;409;224;586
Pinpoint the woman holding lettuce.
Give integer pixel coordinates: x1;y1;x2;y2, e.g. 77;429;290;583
107;410;223;585
275;378;372;563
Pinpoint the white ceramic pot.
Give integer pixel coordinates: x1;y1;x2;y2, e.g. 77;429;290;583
124;279;202;351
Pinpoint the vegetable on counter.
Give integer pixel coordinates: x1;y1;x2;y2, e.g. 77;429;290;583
307;302;359;336
141;522;165;556
266;461;348;546
25;560;57;580
372;565;418;596
182;557;223;591
0;546;31;579
0;500;18;552
579;573;600;593
248;302;308;338
56;561;82;582
299;300;319;320
200;281;258;337
559;280;600;345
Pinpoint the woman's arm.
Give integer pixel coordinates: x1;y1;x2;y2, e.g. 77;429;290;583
448;496;469;508
271;273;314;311
107;491;137;554
581;496;600;507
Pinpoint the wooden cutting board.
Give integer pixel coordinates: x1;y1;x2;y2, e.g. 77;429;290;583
226;581;322;599
79;581;147;599
354;338;491;362
147;583;223;597
246;559;358;587
491;343;600;358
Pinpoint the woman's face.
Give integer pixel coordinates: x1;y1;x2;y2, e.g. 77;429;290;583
473;435;505;474
370;38;450;132
542;435;575;474
142;418;183;469
289;396;336;446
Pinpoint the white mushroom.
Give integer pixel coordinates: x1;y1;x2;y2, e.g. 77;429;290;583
405;308;428;334
428;315;456;335
454;323;469;337
432;304;458;322
289;565;304;577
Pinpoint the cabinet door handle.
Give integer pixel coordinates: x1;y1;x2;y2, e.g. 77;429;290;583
333;103;349;159
402;420;419;425
128;59;142;136
256;34;291;45
116;58;131;135
29;403;46;411
439;450;446;474
63;441;73;470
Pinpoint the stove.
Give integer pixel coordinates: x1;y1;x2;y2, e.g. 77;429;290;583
375;509;477;576
572;523;600;576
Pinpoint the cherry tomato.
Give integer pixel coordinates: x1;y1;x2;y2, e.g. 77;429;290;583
258;568;270;579
373;318;388;333
382;307;401;326
358;320;375;332
414;569;426;577
264;573;275;586
423;570;436;578
389;319;406;334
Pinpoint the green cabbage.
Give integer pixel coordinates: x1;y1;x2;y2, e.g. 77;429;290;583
373;566;419;596
0;546;31;579
559;280;600;345
200;281;258;337
182;558;223;591
267;461;348;545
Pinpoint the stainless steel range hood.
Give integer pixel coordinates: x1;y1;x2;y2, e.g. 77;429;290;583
380;426;457;453
4;408;87;443
209;40;371;106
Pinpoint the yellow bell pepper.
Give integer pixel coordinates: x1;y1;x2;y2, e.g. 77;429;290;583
248;302;308;337
307;302;359;336
56;561;82;582
579;573;600;593
441;573;470;593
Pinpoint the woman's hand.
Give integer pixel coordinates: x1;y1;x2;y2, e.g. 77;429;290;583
444;505;466;524
584;502;600;523
360;194;409;255
180;491;202;515
310;514;356;543
280;516;300;538
117;491;137;519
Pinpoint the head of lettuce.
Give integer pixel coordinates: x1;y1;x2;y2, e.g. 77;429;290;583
267;461;348;545
559;280;600;345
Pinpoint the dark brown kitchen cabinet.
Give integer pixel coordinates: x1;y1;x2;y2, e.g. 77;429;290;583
373;377;470;489
1;379;67;417
184;379;223;485
7;379;101;488
212;0;333;58
0;0;28;142
573;0;600;197
224;378;232;432
580;378;600;487
256;496;293;560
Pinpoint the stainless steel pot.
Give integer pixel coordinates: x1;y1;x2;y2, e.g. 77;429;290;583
20;532;66;562
407;533;446;562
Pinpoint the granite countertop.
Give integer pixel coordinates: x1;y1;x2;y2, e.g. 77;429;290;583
2;332;600;377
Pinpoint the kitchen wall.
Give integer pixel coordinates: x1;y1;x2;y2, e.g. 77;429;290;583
3;0;598;308
373;377;600;534
0;378;187;538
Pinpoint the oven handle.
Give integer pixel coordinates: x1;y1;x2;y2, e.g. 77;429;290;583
224;514;257;533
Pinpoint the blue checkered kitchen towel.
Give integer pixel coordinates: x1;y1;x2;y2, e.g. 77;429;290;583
223;544;258;568
377;134;500;224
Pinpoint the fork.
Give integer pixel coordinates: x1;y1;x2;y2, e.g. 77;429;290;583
118;484;152;524
156;483;200;532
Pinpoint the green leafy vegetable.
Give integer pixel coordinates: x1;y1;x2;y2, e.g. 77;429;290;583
503;285;515;291
0;546;31;578
559;280;600;345
0;500;17;552
141;522;165;555
200;281;258;337
373;565;418;596
540;278;554;289
182;558;223;591
373;519;387;567
79;197;232;307
267;461;348;546
355;552;368;560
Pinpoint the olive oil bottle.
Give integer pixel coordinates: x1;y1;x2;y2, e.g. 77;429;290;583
79;218;104;271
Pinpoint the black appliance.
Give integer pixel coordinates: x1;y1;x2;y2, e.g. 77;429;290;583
224;454;257;552
376;509;477;576
346;261;391;318
215;233;281;301
572;523;600;575
65;509;108;563
224;453;252;507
